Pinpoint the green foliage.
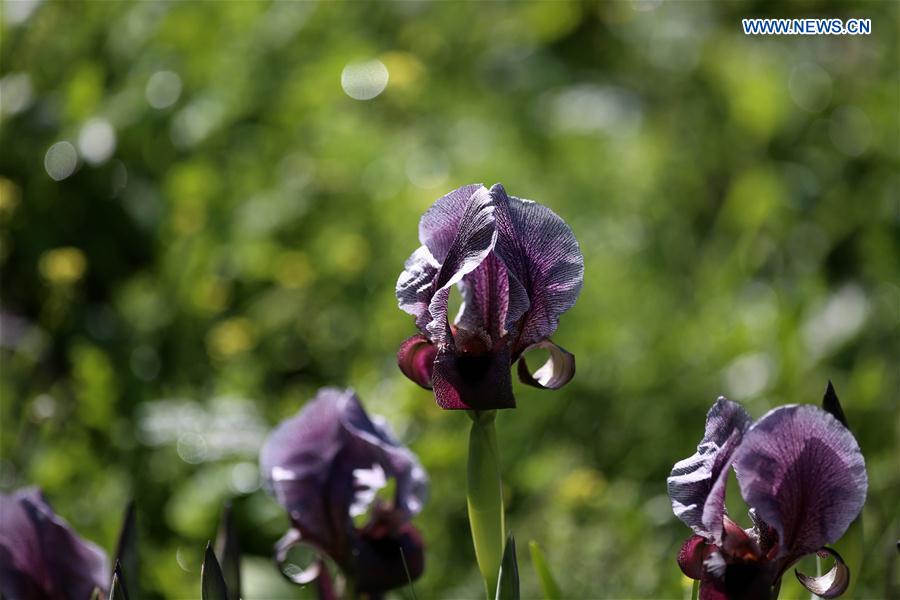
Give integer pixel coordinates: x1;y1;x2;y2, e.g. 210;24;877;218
496;534;520;600
528;540;561;600
1;1;897;598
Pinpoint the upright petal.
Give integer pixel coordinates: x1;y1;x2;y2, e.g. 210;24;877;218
489;184;583;352
0;488;109;600
456;253;513;341
425;187;498;344
418;184;486;262
667;398;752;542
734;405;867;559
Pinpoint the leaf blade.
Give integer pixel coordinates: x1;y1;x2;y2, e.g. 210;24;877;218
495;534;519;600
214;502;241;600
202;541;229;600
528;540;561;600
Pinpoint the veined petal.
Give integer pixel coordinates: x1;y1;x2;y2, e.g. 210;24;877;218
489;184;583;351
431;342;516;410
396;246;440;333
419;184;486;263
397;334;436;389
516;339;575;389
667;398;752;542
456;253;512;341
426;187;498;345
260;389;429;565
795;547;850;599
0;488;109;600
734;405;867;559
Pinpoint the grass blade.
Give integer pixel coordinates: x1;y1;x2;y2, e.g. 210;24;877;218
528;540;561;600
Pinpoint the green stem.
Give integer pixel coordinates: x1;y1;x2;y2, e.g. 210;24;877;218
691;579;699;600
466;410;505;599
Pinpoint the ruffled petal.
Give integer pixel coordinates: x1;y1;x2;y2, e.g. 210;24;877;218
0;488;109;600
260;389;429;565
425;187;498;345
396;246;440;333
431;341;516;410
419;184;486;263
516;339;575;389
734;405;867;559
489;184;583;351
667;398;752;542
795;547;850;599
456;253;513;341
397;334;437;389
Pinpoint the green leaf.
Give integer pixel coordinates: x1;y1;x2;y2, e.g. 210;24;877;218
214;502;242;600
113;500;138;596
528;540;561;600
201;541;229;600
109;561;129;600
495;534;519;600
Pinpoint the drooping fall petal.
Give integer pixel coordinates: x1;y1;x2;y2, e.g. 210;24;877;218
795;547;850;599
397;334;437;389
516;339;576;390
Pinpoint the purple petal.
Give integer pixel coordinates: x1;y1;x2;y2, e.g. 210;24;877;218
418;184;486;263
396;246;440;333
667;398;752;542
456;253;514;341
516;339;575;389
425;186;498;345
677;535;712;580
489;184;583;351
795;547;850;599
355;522;425;593
0;488;109;600
397;334;436;389
431;341;516;410
734;405;867;559
260;389;428;565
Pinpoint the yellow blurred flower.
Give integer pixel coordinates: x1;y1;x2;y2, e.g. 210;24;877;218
206;317;256;360
39;247;87;284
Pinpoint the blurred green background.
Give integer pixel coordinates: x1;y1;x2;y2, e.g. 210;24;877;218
1;1;898;598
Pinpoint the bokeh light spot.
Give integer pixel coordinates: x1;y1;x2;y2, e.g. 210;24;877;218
341;59;389;100
789;63;832;113
829;105;872;157
145;70;182;109
77;118;117;165
44;141;78;181
38;247;87;284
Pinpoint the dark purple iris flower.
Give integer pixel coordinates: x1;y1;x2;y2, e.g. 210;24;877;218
260;388;428;596
667;393;867;600
396;183;584;410
0;487;109;600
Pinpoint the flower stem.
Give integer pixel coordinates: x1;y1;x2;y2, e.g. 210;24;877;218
466;410;505;599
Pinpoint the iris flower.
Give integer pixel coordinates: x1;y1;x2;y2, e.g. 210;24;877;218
396;183;584;410
0;488;108;600
260;388;428;596
667;388;867;600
